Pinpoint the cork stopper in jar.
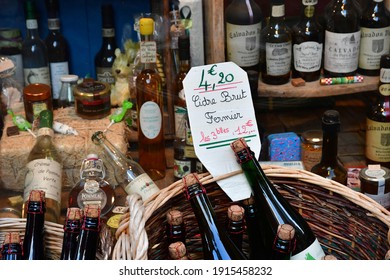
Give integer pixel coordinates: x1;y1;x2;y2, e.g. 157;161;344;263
84;204;100;218
227;205;244;222
28;190;46;202
168;241;187;260
66;207;83;220
230;138;248;153
3;232;21;244
277;224;295;241
166;209;183;226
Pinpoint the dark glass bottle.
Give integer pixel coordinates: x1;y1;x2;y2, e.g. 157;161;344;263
358;0;390;76
292;0;324;82
230;138;325;260
95;4;116;85
166;209;186;245
1;232;23;260
23;189;46;260
270;223;296;260
60;207;83;260
169;0;186;74
182;173;247;260
260;0;292;85
365;54;390;168
226;204;245;251
311;110;348;185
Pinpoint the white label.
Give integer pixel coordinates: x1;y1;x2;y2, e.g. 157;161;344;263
77;181;107;210
140;41;157;64
302;0;318;5
380;67;390;83
359;27;390;70
173;159;192;178
50;61;69;99
26;19;38;29
174;105;187;138
271;5;285;17
293;41;322;72
24;158;62;203
364;192;390;209
24;66;51;86
290;238;325;260
226;22;261;67
140;101;162;139
96;67;115;84
124;173;160;201
266;41;292;76
324;30;361;73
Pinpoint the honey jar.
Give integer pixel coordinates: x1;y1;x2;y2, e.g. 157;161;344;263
23;83;53;123
359;165;390;210
300;130;323;171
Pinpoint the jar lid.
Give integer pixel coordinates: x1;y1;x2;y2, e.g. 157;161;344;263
23;83;51;101
301;130;323;145
360;165;390;182
74;79;109;96
60;74;79;83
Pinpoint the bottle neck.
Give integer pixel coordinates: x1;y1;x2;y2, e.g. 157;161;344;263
26;19;40;38
301;2;317;19
178;59;190;74
320;128;339;164
48;18;61;31
270;4;285;19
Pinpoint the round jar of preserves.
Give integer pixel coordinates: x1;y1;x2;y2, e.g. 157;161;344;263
300;130;322;172
23;83;52;123
359;165;390;210
73;78;111;119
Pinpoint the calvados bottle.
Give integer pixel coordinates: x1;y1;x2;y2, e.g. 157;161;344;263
324;0;361;77
166;209;186;245
311;110;348;185
136;17;166;180
182;173;247;260
68;154;115;217
226;204;245;251
292;0;324;82
22;0;51;86
23;110;63;223
1;232;23;260
95;4;117;85
260;0;292;85
60;207;83;260
91;131;160;201
23;189;46;260
230;138;325;260
45;0;70;108
270;224;296;260
366;54;390;168
358;0;390;76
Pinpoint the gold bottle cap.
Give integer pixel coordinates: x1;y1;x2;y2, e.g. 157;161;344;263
277;224;295;241
227;205;244;222
139;17;154;36
166;209;183;226
4;232;21;244
168;241;187;259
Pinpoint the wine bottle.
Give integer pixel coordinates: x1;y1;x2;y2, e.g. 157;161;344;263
136;17;166;180
292;0;324;82
166;209;186;245
358;0;390;76
23;190;46;260
45;0;70;108
365;54;390;168
91;131;160;201
23;110;63;223
270;224;296;260
0;28;24;86
260;0;292;85
22;0;51;86
182;173;247;260
95;4;117;85
230;138;325;260
168;241;189;260
169;0;186;74
311;110;348;185
324;0;361;77
60;207;83;260
226;204;245;251
1;232;23;260
225;0;263;73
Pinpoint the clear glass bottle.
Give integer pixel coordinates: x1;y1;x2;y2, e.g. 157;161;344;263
1;232;23;260
58;74;78;108
60;207;83;260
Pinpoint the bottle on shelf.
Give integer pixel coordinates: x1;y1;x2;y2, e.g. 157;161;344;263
68;154;115;217
166;209;186;245
169;0;186;74
1;232;23;260
58;74;79;108
270;223;296;260
136;17;166;181
95;4;117;85
292;0;324;82
311;110;348;185
230;138;325;260
0;28;24;86
168;241;189;260
45;0;70;109
260;0;292;85
23;110;63;223
60;207;83;260
323;0;361;77
182;173;247;260
358;0;390;76
23;190;46;260
225;204;245;251
91;131;160;202
22;0;51;86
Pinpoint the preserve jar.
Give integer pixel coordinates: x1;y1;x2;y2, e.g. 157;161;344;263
360;165;390;210
23;83;52;123
300;130;322;172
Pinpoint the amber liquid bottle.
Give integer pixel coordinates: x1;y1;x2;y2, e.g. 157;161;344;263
60;207;83;260
136;17;166;180
1;232;23;260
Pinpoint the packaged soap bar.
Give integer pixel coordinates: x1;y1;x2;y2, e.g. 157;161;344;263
267;132;301;161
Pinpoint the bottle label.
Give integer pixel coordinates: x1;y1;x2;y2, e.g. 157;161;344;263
140;41;157;64
379;84;390;96
293;41;323;72
366;119;390;162
184;145;197;158
24;66;51;85
140;101;162;139
226;22;261;67
102;28;115;38
173;159;192;178
271;5;285;17
96;67;115;85
124;173;160;201
24;158;62;203
31;102;48;122
174;105;187;139
302;0;318;5
324;30;361;74
47;18;60;30
380;67;390;83
265;41;292;76
77;180;107;210
290;238;325;260
364;192;390;209
50;61;69;99
359;27;390;70
26;19;38;29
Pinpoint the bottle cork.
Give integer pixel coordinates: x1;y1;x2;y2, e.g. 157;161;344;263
168;241;188;260
227;205;244;222
183;173;199;186
230;138;248;153
84;204;100;218
28;190;46;202
3;232;21;244
321;254;338;260
277;224;295;241
66;207;83;220
166;209;183;226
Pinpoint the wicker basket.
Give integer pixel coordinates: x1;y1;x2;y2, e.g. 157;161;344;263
113;165;390;260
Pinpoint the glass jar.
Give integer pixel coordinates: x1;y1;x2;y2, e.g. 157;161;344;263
58;74;79;108
360;165;390;210
300;130;323;171
23;83;52;123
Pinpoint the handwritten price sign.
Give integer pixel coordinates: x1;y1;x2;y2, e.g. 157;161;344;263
183;62;261;201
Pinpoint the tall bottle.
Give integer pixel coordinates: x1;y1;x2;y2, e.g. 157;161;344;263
136;17;166;180
358;0;390;76
292;0;324;82
60;207;83;260
1;232;23;260
91;131;160;201
182;173;247;260
169;0;186;74
270;224;296;260
0;28;24;86
45;0;70;108
366;54;390;168
260;0;292;85
166;209;186;245
23;190;46;260
230;138;325;260
311;110;348;185
324;0;361;77
95;4;117;85
226;204;245;251
22;0;51;86
225;0;263;74
23;110;63;223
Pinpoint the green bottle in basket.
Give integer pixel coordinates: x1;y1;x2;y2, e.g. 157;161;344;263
230;138;325;260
